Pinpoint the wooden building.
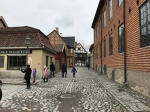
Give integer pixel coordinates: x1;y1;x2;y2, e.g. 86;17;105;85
75;43;87;66
47;28;67;71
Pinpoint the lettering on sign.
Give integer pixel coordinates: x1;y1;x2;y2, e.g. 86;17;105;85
0;50;32;54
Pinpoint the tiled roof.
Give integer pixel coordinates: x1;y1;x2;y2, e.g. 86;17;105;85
52;44;64;52
62;36;75;48
0;26;56;53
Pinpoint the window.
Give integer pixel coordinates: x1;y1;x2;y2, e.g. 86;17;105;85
140;1;150;47
119;0;123;6
118;24;124;53
109;0;113;19
0;56;4;68
7;56;26;70
100;43;102;58
109;34;113;55
100;19;101;33
104;39;106;57
46;56;49;67
71;49;73;53
78;48;80;50
104;11;106;27
96;25;98;38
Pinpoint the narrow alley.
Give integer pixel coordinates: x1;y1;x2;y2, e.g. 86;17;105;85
0;67;150;112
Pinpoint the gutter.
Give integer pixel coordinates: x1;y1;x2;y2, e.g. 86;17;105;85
123;0;127;83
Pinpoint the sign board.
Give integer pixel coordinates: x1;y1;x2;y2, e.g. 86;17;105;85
0;50;32;54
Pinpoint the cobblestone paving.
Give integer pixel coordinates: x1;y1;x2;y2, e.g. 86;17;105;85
0;67;150;112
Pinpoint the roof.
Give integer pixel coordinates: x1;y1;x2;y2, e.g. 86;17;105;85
0;16;8;27
0;26;56;53
52;44;64;52
62;36;75;48
91;0;105;28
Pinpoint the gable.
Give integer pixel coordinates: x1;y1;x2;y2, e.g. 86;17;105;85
75;43;87;53
48;31;65;45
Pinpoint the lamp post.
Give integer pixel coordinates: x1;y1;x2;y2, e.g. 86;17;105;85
25;36;30;64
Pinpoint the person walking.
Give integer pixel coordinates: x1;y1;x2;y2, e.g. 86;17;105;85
62;63;67;78
87;64;90;69
32;68;37;83
50;62;55;78
21;65;32;89
71;66;77;78
43;66;48;82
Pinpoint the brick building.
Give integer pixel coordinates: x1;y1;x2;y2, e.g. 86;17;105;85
92;0;150;97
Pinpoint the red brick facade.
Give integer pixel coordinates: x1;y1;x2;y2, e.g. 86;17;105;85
93;0;150;72
92;0;150;97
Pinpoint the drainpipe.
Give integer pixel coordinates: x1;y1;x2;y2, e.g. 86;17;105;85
100;15;103;75
123;0;127;83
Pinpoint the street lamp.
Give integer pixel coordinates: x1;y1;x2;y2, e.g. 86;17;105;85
25;36;30;64
25;36;30;48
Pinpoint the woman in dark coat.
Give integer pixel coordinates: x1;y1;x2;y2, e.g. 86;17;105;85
50;62;55;78
21;65;32;89
62;63;67;78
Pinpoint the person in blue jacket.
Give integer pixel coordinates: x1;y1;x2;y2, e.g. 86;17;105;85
71;66;77;78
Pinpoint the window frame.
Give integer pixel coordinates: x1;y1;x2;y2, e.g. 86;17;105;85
109;34;113;55
118;23;124;53
7;56;26;70
109;0;113;19
104;10;106;27
104;39;106;57
140;1;150;47
118;0;123;7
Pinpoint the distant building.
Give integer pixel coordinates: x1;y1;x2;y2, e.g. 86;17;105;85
0;26;56;78
62;37;75;67
47;28;67;71
92;0;150;97
75;43;87;66
48;28;75;68
89;44;94;69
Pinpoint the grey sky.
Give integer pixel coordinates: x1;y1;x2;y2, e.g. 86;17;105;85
0;0;99;46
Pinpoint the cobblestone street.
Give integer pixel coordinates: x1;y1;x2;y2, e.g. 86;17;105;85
0;67;150;112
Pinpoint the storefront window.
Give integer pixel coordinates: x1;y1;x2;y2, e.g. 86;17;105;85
0;56;4;68
7;56;26;70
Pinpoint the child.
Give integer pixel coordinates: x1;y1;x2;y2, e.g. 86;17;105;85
71;66;77;78
32;68;37;83
43;66;48;82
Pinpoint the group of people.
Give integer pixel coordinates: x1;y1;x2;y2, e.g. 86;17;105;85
21;62;78;89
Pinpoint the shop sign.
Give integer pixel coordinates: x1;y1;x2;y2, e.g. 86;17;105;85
0;50;32;54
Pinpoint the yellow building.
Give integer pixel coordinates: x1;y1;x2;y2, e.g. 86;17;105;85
0;26;56;78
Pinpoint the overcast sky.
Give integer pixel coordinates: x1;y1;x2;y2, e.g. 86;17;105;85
0;0;99;47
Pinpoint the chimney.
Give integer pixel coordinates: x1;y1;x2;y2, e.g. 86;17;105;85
55;27;59;33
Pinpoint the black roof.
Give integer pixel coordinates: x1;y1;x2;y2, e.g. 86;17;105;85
62;36;75;48
91;0;105;28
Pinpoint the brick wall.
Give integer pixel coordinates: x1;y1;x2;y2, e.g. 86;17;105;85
93;0;150;72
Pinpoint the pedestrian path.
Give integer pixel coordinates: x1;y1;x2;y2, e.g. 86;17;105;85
0;67;150;112
90;70;150;112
